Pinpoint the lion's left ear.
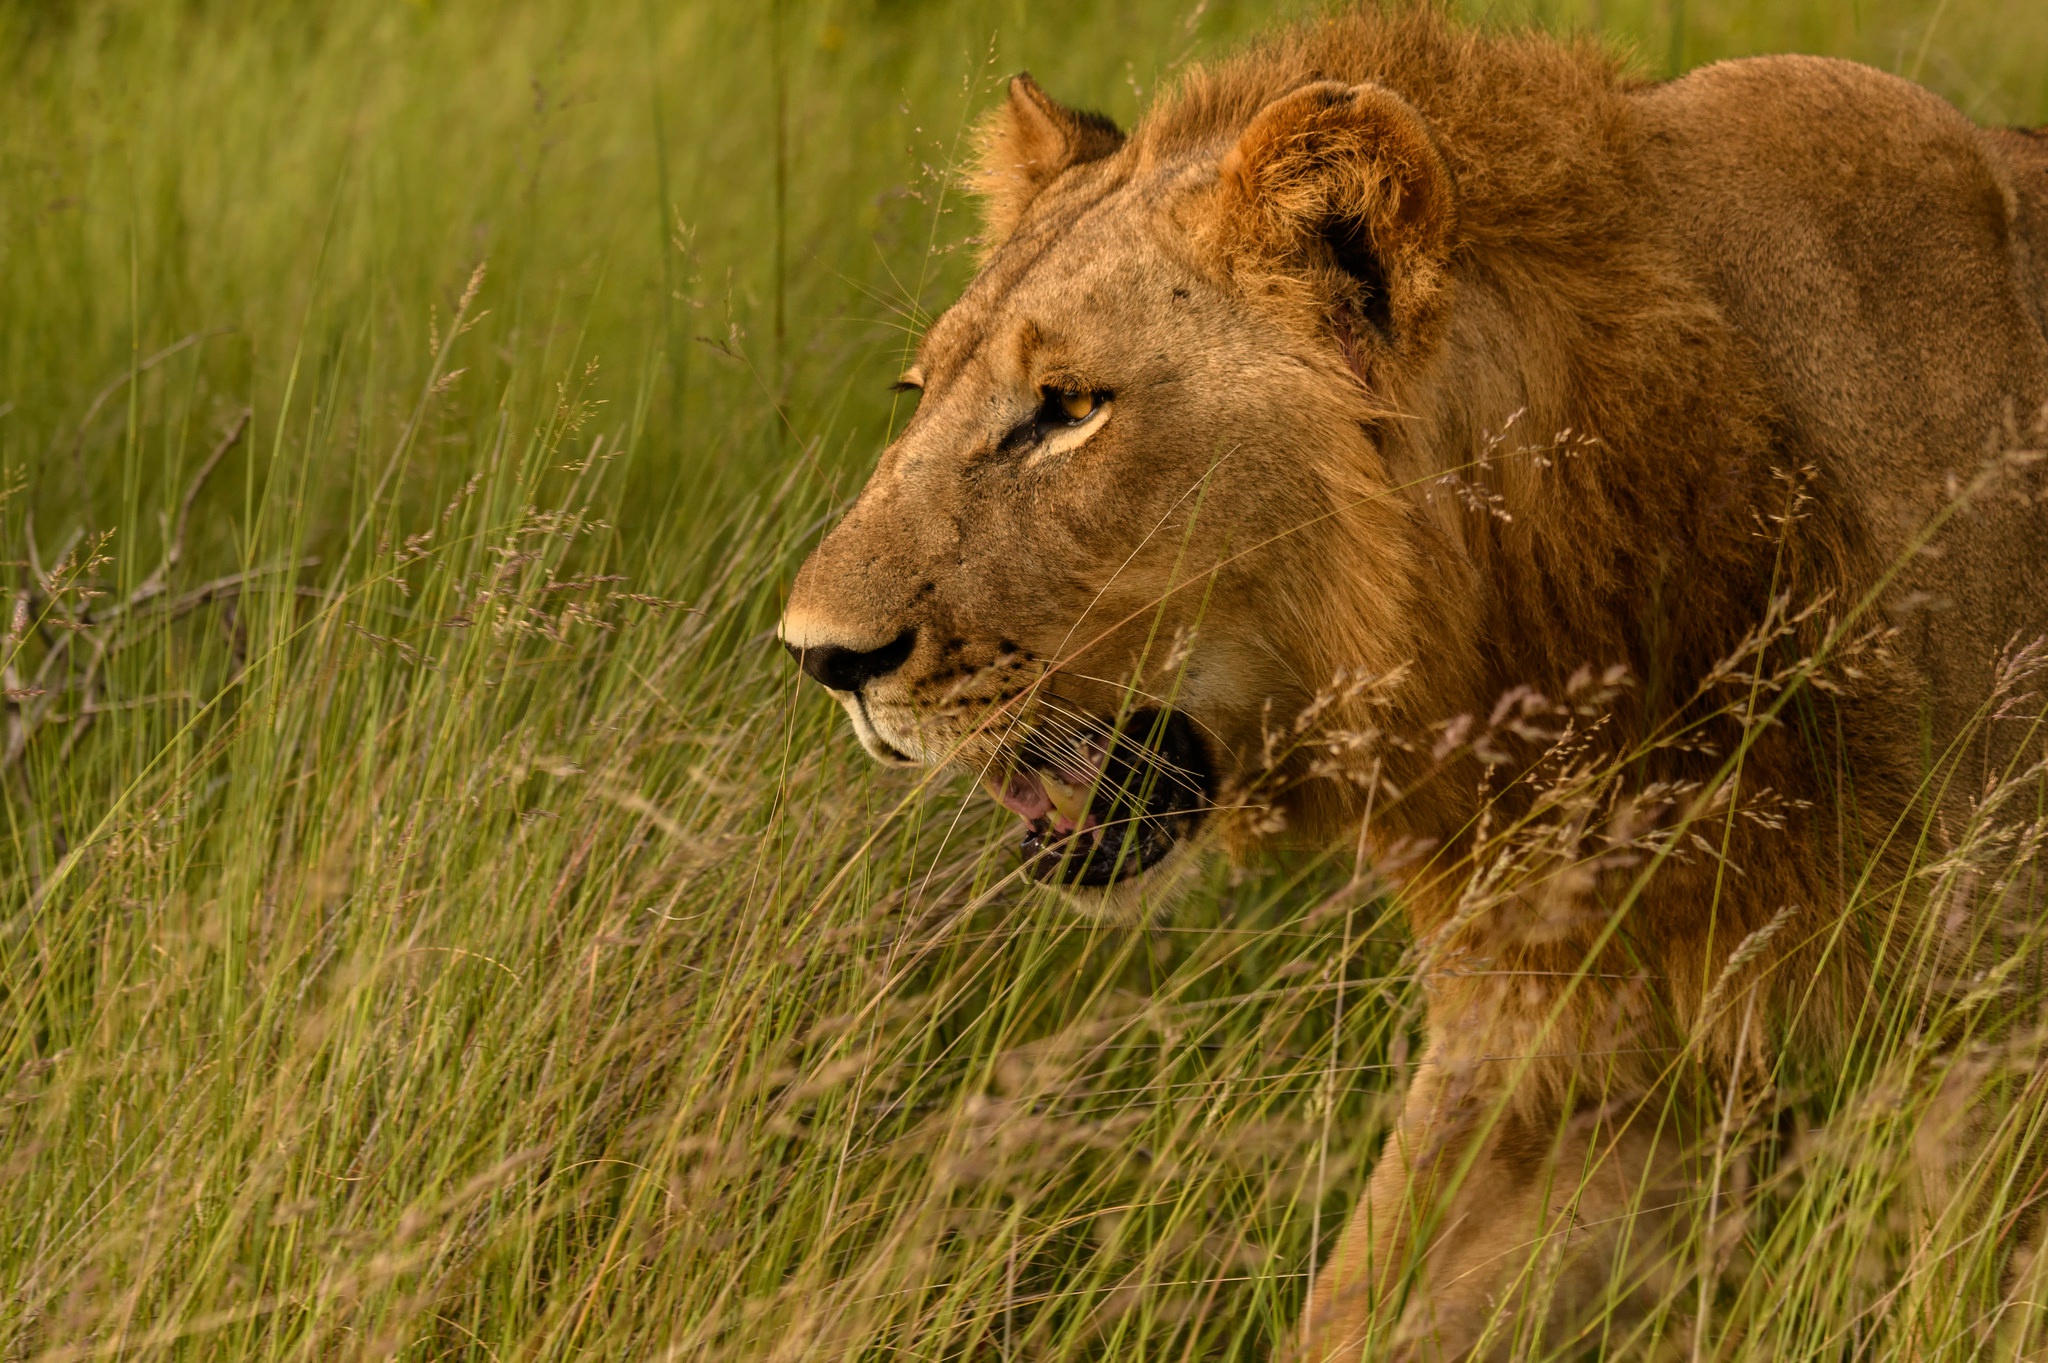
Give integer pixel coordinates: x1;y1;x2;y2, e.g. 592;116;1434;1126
1216;81;1456;364
972;73;1125;248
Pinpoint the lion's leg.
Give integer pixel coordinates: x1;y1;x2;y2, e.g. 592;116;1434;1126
1294;1059;1451;1360
1909;1054;2048;1344
1298;1054;1686;1362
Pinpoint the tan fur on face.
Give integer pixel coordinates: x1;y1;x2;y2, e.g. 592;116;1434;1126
786;9;2048;1355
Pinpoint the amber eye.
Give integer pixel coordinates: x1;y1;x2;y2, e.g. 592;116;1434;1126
1002;385;1111;455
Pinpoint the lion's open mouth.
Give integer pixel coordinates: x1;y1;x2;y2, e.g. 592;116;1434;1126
983;709;1210;887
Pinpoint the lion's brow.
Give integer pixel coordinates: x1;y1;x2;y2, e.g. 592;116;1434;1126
912;170;1135;390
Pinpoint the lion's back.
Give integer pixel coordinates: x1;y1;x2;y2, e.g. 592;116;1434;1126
1635;56;2048;755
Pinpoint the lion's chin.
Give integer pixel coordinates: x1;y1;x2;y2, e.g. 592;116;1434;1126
1028;835;1210;924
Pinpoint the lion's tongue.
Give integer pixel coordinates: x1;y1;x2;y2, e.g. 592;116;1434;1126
985;767;1097;837
989;769;1053;822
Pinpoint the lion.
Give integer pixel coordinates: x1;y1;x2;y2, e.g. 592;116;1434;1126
781;9;2048;1358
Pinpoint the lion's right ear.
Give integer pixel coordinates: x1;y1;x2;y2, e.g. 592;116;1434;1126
972;73;1125;248
1215;81;1456;366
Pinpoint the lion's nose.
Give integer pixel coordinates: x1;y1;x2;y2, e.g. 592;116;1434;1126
785;628;917;693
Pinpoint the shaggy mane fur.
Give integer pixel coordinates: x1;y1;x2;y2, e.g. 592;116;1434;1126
1130;12;1869;1076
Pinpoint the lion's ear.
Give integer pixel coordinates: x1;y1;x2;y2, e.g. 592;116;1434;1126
972;73;1125;248
1217;81;1455;360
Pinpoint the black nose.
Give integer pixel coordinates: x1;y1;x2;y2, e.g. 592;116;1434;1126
786;628;917;693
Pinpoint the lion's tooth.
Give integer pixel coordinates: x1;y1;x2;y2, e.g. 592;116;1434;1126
1040;772;1091;826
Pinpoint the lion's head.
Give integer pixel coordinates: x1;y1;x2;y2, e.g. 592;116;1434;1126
782;59;1491;912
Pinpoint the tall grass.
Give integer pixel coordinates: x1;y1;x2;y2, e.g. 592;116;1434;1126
2;1;2046;1359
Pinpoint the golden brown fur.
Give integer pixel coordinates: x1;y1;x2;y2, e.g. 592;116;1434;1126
783;9;2048;1357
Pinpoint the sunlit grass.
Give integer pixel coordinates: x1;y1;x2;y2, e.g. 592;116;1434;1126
4;1;2046;1358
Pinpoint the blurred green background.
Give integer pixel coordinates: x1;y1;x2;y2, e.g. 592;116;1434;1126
5;0;2043;543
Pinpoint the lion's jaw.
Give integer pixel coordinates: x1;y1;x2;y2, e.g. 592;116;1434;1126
781;74;1468;912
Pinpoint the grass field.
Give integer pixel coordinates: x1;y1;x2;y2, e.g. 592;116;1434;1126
5;1;2048;1358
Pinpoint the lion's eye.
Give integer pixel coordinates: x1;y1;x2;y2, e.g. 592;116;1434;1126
1000;385;1112;459
1033;387;1107;435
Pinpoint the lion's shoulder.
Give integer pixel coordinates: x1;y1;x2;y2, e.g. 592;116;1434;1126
1633;53;2048;748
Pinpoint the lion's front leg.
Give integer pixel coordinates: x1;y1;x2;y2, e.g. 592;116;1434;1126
1297;1049;1687;1362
